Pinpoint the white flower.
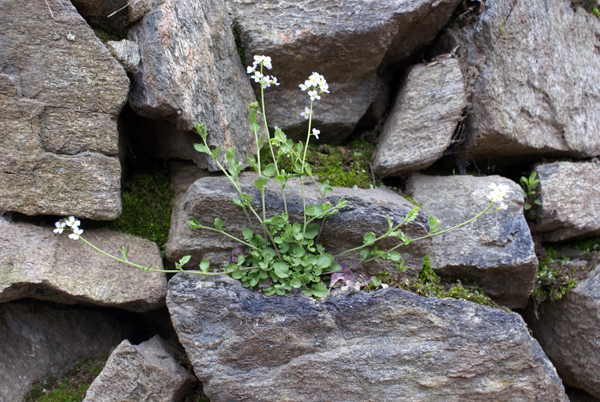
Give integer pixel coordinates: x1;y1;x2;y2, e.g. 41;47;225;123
312;128;320;139
69;227;83;240
250;71;263;83
300;107;312;120
247;65;256;74
252;55;272;70
53;220;65;234
64;216;81;228
299;72;329;101
308;90;320;101
497;202;508;211
487;183;509;204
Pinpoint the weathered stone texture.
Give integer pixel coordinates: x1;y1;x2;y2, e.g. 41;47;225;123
127;0;256;171
167;274;567;402
406;174;537;308
525;264;600;399
373;59;466;176
0;300;124;402
530;161;600;242
84;336;197;402
0;219;166;312
165;173;430;278
451;0;600;158
230;0;463;142
106;39;141;74
0;0;129;219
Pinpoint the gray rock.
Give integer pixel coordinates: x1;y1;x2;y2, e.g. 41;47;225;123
106;39;141;73
450;0;600;158
530;161;600;242
128;0;164;23
0;300;124;402
167;274;568;402
71;0;130;33
524;264;600;399
406;174;537;308
0;219;167;312
373;59;466;176
0;0;129;220
84;335;197;402
230;0;463;142
165;173;430;278
127;0;256;171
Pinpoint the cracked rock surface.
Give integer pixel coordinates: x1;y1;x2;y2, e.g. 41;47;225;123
0;0;129;219
167;274;567;402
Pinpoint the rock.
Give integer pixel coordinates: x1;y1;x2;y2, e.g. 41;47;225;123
450;0;600;159
106;39;141;73
84;335;197;402
229;0;463;143
373;59;466;176
524;264;600;399
405;174;537;308
71;0;130;33
566;386;600;402
127;0;256;171
0;0;129;220
167;274;568;402
128;0;164;23
0;300;124;402
530;161;600;242
165;173;430;278
0;219;167;312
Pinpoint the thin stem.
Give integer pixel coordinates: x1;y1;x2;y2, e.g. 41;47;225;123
79;237;149;271
194;226;259;250
300;101;315;238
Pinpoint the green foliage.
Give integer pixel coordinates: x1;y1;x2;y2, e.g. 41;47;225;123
593;7;600;18
520;171;541;219
108;169;174;250
570;236;600;253
231;24;246;67
261;141;377;189
399;256;503;309
24;356;107;402
532;247;579;304
92;27;127;44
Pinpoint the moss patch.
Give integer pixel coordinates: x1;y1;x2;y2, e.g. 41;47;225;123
261;140;378;189
24;355;107;402
107;169;175;251
93;27;127;44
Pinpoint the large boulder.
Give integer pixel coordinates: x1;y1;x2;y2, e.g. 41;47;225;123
229;0;463;142
405;174;537;308
0;0;129;220
127;0;256;171
530;161;600;242
0;300;124;402
450;0;600;159
165;173;430;277
167;274;568;402
84;335;197;402
373;59;466;176
0;219;166;312
525;264;600;399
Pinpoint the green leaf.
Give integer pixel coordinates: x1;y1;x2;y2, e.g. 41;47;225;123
387;252;402;262
195;123;208;140
242;227;254;241
214;218;223;231
249;108;260;133
304;223;320;239
402;207;419;225
316;254;333;269
232;197;244;207
247;155;257;169
211;146;221;161
188;218;202;229
360;248;369;261
305;165;313;176
200;259;210;272
363;232;376;244
534;199;542;205
264;164;276;177
193;143;210;154
120;246;130;261
231;270;244;279
428;216;439;234
311;282;329;298
273;262;290;278
254;175;268;191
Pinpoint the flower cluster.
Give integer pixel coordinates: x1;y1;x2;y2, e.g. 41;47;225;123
246;55;279;89
487;183;510;210
299;72;329;101
54;216;83;240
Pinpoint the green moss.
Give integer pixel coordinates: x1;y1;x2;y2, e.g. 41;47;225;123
231;24;246;68
570;236;600;253
397;256;504;309
93;27;127;44
24;356;107;402
108;169;175;250
260;140;378;189
532;246;581;304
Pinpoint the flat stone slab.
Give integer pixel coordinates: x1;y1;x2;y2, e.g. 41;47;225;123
0;300;124;402
373;59;466;176
0;0;129;219
84;335;197;402
450;0;600;158
0;219;167;312
167;274;568;402
165;173;430;278
406;174;537;308
230;0;462;142
525;264;600;399
530;161;600;242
